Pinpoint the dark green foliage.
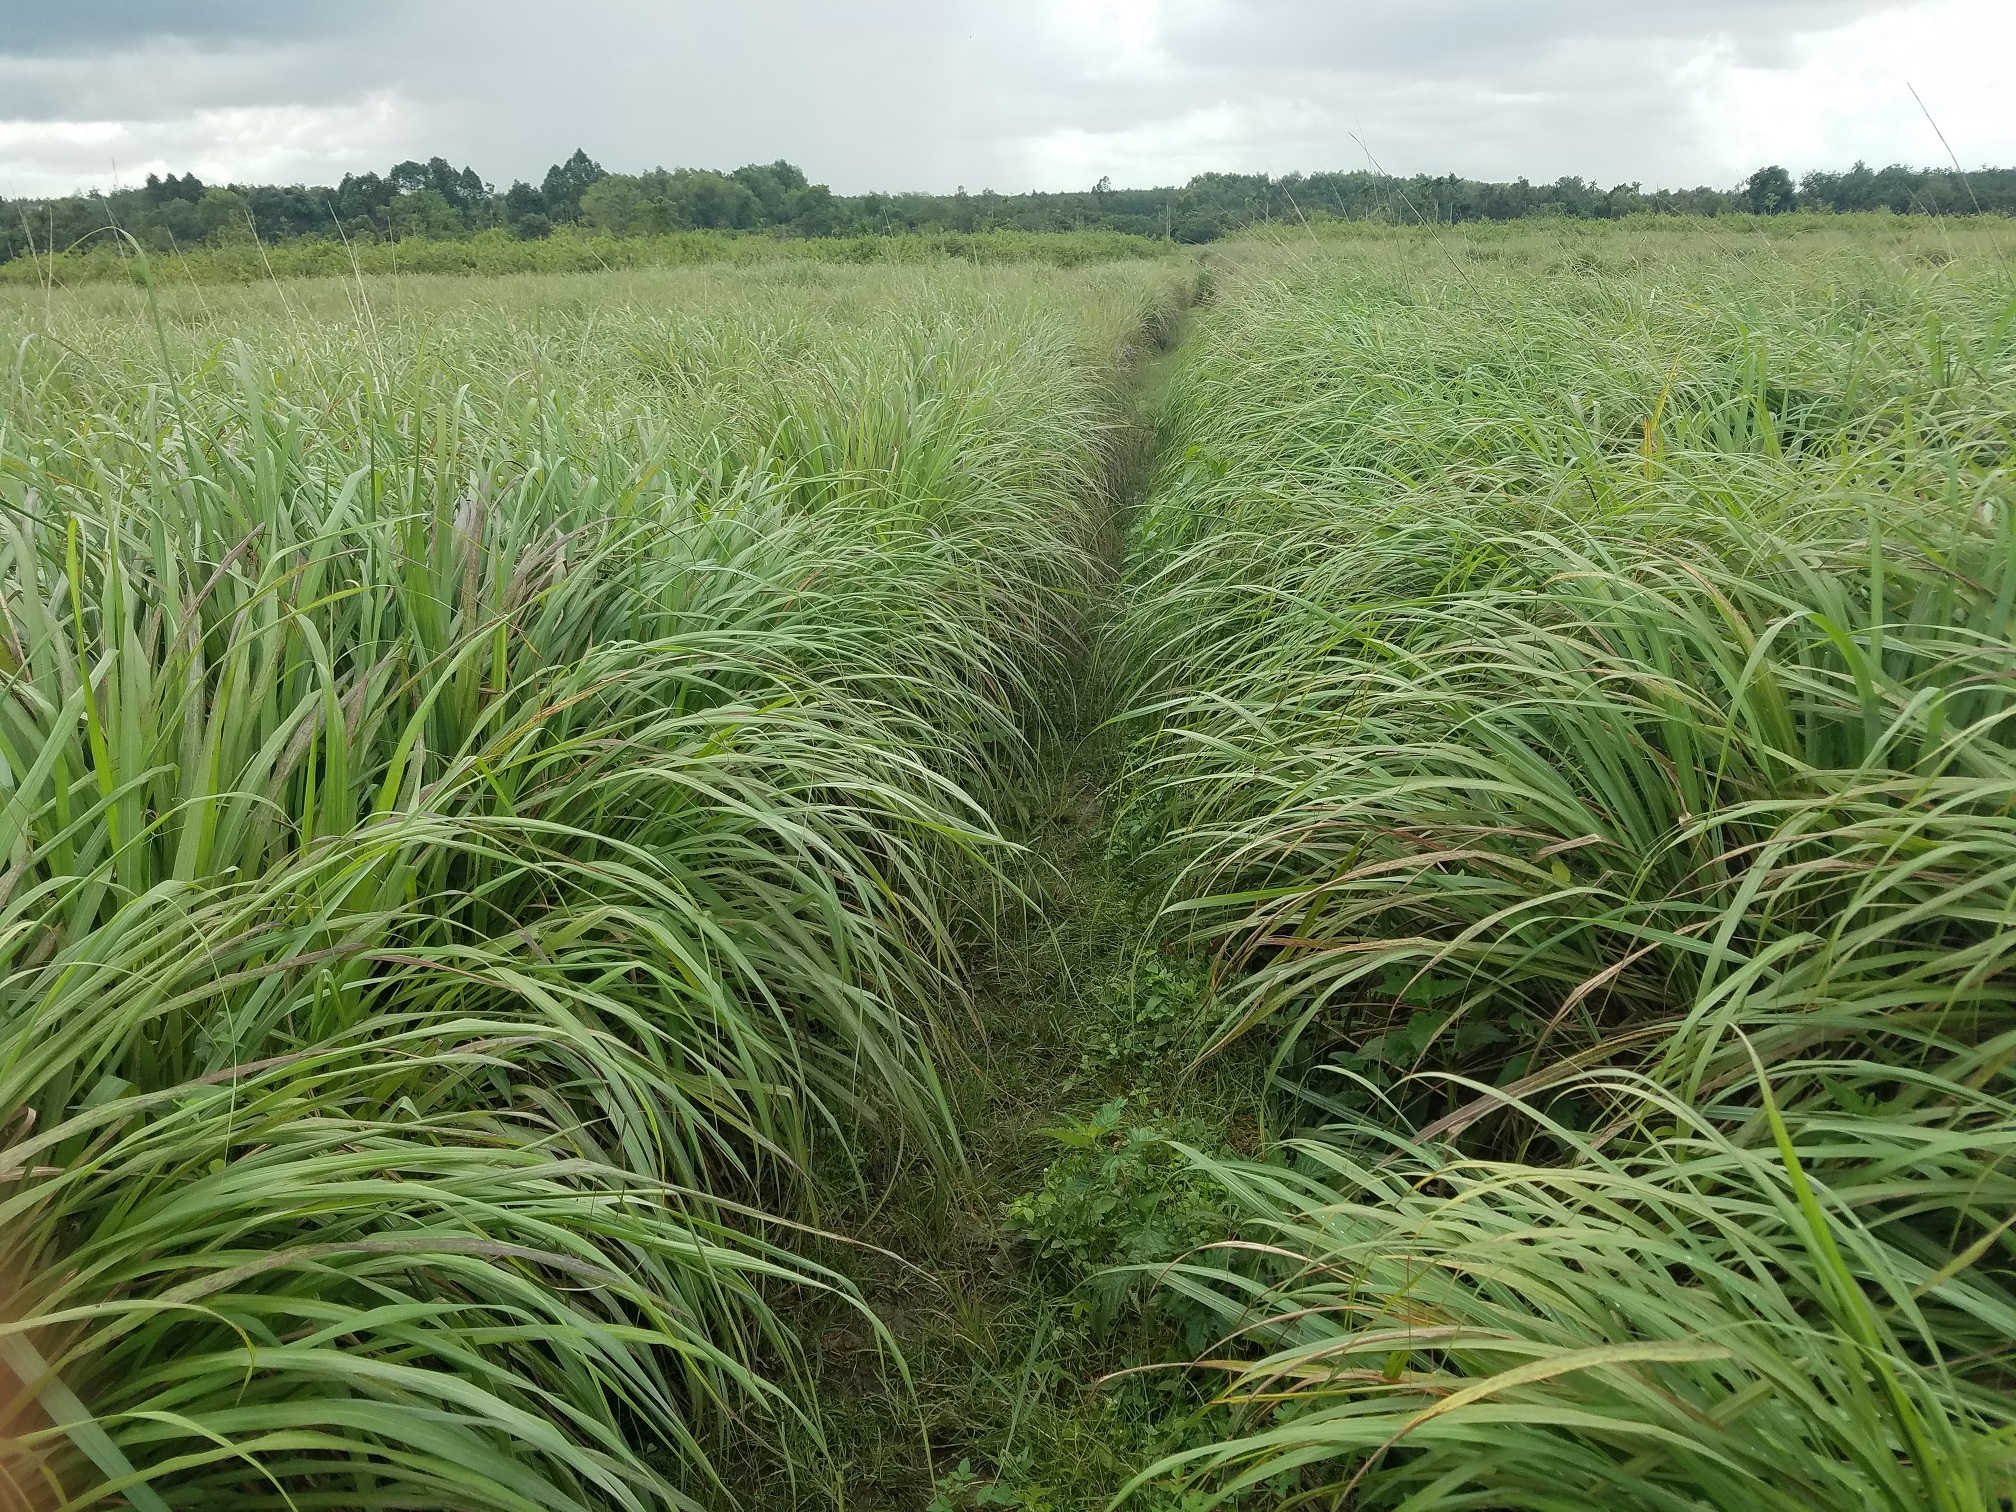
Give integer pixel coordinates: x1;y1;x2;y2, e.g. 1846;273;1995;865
1800;158;2016;213
541;147;608;222
502;178;548;237
8;151;2014;277
1747;162;1798;212
1004;1099;1235;1279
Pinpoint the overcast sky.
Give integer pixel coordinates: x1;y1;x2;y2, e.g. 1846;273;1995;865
1;0;2010;198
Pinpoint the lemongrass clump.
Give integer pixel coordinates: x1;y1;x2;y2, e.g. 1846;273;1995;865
1127;1063;2016;1510
0;256;1184;1507
1109;226;2016;1506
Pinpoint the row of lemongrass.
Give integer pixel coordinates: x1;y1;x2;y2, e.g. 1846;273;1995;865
1107;228;2016;1509
0;260;1177;1509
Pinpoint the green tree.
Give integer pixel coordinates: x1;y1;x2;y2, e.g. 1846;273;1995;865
581;171;703;235
731;161;808;224
671;170;758;230
195;187;253;243
578;174;642;235
502;180;549;238
145;196;204;248
540;149;606;223
1746;164;1797;214
386;187;466;239
143;172;205;205
788;183;841;236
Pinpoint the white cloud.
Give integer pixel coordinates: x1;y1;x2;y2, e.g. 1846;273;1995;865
0;94;426;198
1050;0;1167;69
1700;0;2016;173
1021;99;1339;189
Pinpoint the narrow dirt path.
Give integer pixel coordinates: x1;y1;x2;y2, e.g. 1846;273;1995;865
753;293;1263;1512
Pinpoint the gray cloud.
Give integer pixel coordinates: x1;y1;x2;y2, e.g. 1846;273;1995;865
0;0;2004;197
0;0;395;54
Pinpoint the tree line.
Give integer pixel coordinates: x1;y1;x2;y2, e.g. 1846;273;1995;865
4;150;2011;266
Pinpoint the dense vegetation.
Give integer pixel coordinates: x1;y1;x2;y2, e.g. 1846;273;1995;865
5;147;2012;277
3;216;2014;1510
1099;218;2016;1509
0;257;1183;1508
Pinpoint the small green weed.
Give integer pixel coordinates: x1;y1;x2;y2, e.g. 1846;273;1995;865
1065;959;1211;1089
1004;1098;1232;1272
926;1456;1051;1512
1003;1097;1238;1347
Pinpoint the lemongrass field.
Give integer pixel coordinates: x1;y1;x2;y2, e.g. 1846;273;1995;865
3;219;2014;1511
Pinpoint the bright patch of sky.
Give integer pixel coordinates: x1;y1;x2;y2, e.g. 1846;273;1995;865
1704;0;2015;174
